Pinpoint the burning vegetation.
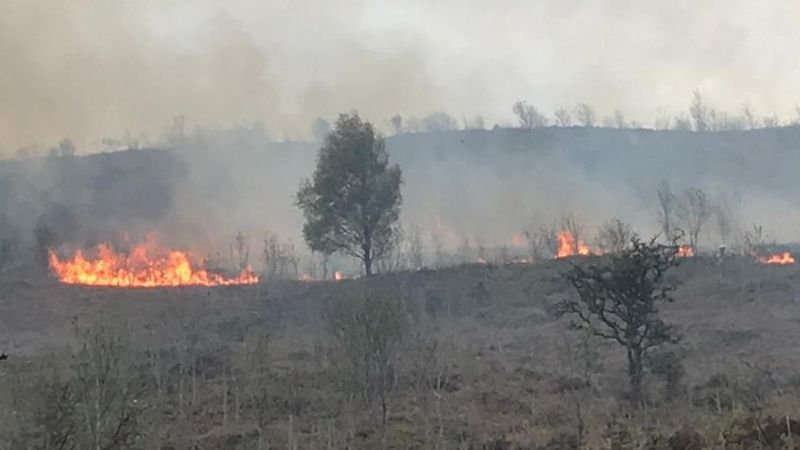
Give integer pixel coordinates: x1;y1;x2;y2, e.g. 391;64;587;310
555;230;593;258
48;243;258;287
757;251;796;265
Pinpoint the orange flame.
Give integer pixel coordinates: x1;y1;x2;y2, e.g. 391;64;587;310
677;245;694;257
49;244;258;287
556;231;592;258
758;252;795;265
334;271;345;281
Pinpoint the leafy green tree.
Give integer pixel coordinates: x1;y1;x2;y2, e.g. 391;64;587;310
558;236;681;403
297;112;402;275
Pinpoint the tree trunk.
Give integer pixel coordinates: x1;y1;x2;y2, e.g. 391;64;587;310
363;248;372;275
627;347;644;405
362;229;373;275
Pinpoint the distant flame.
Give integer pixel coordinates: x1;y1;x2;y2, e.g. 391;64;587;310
334;271;345;281
49;243;258;287
758;252;795;265
556;231;592;258
677;245;694;257
510;231;526;247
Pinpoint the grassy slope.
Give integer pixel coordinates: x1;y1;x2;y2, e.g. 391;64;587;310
2;257;800;447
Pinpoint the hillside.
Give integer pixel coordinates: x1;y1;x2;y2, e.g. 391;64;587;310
3;126;800;263
2;256;800;448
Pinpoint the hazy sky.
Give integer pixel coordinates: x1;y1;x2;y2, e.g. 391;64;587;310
2;0;799;153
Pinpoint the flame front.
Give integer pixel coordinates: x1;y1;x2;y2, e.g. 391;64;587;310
49;244;258;287
556;231;592;258
758;252;795;265
677;245;695;257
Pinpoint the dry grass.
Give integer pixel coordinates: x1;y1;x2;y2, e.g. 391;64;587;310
2;256;800;448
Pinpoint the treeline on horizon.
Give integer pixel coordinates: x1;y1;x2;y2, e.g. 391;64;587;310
9;90;800;160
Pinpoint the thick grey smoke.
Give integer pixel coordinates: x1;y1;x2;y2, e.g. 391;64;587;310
0;0;438;153
2;0;800;153
4;1;800;276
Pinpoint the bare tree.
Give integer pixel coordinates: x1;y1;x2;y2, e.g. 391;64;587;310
558;237;681;404
540;223;560;258
714;195;737;247
656;182;677;241
328;290;408;426
672;114;692;130
575;104;596;127
512;100;548;128
72;326;141;449
743;224;768;256
742;102;758;130
554;108;573;127
430;229;448;268
708;109;744;131
715;205;732;247
455;237;473;265
561;214;586;255
34;222;57;270
524;223;559;260
613;110;627;129
407;226;424;269
707;109;720;131
676;188;713;249
689;90;709;132
261;232;300;280
18;363;79;449
375;226;406;273
595;218;634;254
420;112;459;132
389;114;403;135
462;115;485;130
761;115;781;128
49;139;77;158
231;231;250;272
654;113;672;130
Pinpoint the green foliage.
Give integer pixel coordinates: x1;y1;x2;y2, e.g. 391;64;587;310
558;236;681;403
296;112;403;275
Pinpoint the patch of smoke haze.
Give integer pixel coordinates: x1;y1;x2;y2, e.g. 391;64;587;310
3;1;800;153
0;0;440;154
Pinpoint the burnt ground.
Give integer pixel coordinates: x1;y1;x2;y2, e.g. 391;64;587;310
2;256;800;448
